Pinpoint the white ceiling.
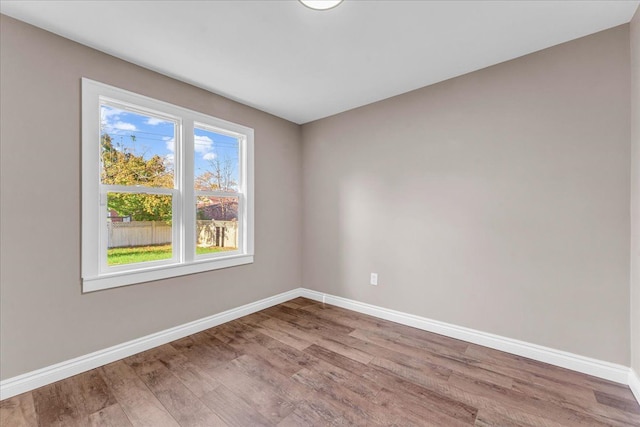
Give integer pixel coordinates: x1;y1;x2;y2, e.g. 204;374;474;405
1;0;638;124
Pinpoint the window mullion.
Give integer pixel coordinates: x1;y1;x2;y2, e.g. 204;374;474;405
172;118;183;265
183;119;195;263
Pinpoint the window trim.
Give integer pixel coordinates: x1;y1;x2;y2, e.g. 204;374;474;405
82;78;254;293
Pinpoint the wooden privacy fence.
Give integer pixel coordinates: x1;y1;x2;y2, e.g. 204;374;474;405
196;220;238;249
107;220;238;249
107;221;172;248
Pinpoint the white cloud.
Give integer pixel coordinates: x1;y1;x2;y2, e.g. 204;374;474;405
203;152;216;161
165;137;175;152
194;135;213;153
164;153;175;166
113;121;137;131
101;106;121;121
100;107;122;132
100;106;136;134
146;117;166;125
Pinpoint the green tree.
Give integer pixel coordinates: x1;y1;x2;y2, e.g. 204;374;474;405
101;134;173;222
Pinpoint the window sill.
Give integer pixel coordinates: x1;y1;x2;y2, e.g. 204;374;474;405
82;254;254;293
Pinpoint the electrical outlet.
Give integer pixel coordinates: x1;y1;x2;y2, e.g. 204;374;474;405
370;273;378;286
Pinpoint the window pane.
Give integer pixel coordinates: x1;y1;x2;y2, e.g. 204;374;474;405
100;104;175;188
193;127;239;192
107;192;173;266
196;195;239;254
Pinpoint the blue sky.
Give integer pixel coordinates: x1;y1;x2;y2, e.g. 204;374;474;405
100;105;239;187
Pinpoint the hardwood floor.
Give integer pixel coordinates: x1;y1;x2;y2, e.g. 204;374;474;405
2;297;639;426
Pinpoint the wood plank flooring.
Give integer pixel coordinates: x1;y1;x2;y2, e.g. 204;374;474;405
2;297;639;426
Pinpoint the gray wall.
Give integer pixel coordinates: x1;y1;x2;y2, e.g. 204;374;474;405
631;8;640;375
302;26;631;365
0;15;302;380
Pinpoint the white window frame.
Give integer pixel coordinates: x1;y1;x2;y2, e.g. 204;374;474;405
82;78;254;292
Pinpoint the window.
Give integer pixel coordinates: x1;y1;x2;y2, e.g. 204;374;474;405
82;79;254;292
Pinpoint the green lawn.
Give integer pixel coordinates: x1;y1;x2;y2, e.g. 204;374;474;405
107;244;235;266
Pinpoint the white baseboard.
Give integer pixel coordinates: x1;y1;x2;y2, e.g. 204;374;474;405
300;289;632;386
0;288;303;400
2;287;638;407
630;369;640;404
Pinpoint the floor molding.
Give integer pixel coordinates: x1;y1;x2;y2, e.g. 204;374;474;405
630;369;640;405
2;287;637;405
300;289;633;387
0;288;302;400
